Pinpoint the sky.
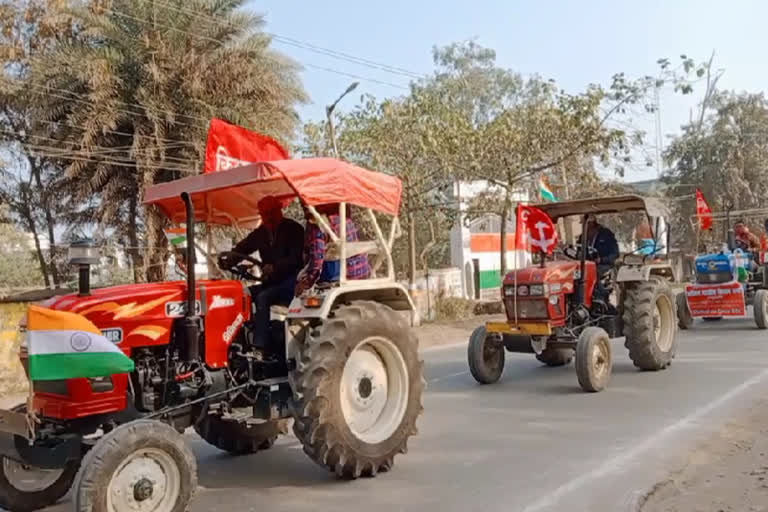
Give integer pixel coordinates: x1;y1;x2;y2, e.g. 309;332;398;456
247;0;768;182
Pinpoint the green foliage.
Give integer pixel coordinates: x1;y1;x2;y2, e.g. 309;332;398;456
0;208;44;292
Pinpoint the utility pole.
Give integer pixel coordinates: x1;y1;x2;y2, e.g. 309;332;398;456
325;81;359;157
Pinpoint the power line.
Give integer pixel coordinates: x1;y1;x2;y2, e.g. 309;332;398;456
148;0;424;80
104;7;410;91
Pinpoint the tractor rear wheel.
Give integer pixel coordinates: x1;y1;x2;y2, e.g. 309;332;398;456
194;415;289;455
289;301;424;479
468;326;505;384
622;278;678;370
0;405;79;512
676;292;693;330
754;289;768;329
535;348;574;367
74;420;197;512
575;327;612;392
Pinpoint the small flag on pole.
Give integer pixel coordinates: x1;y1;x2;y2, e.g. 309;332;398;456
539;178;557;202
26;305;134;381
164;227;187;248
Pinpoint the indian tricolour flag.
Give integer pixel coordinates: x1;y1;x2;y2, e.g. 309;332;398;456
26;305;134;381
539;178;557;202
164;226;187;248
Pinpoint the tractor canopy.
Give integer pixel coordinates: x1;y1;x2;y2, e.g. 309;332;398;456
143;157;402;227
532;194;669;221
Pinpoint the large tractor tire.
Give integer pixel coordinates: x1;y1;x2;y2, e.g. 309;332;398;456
74;420;197;512
622;278;678;370
575;327;612;392
194;415;289;455
676;292;693;330
0;405;79;512
535;348;574;367
468;326;505;384
289;301;424;479
754;289;768;329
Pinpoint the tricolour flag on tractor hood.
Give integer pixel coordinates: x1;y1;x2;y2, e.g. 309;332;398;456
26;305;134;381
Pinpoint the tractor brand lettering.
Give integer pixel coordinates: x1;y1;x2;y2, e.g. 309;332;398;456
165;301;202;318
223;313;244;344
101;328;123;344
210;295;236;310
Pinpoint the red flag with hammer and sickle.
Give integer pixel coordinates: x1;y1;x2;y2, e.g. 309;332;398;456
515;204;559;254
695;189;713;231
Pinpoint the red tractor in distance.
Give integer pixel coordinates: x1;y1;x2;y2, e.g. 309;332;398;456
467;195;679;392
0;158;424;512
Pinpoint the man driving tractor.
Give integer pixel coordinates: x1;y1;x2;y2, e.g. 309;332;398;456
578;215;620;274
219;196;304;347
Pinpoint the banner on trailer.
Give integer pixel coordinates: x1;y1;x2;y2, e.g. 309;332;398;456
685;281;746;317
204;118;290;173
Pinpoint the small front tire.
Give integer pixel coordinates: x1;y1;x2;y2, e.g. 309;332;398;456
0;456;79;512
754;289;768;329
575;327;612;392
74;420;197;512
468;326;505;384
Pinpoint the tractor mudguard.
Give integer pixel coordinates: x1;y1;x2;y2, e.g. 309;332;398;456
616;263;675;283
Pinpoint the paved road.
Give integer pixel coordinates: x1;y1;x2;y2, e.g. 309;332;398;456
32;315;768;512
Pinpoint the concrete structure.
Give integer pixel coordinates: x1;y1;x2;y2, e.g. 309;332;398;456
450;181;531;300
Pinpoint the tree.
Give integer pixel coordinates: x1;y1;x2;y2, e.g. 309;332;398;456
15;0;306;281
0;206;44;292
664;91;768;248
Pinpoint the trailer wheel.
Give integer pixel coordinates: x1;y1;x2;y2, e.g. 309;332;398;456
676;292;693;330
194;415;289;455
575;327;612;392
74;420;197;512
289;301;424;479
468;326;505;384
535;348;574;367
0;405;79;512
622;278;678;370
754;289;768;329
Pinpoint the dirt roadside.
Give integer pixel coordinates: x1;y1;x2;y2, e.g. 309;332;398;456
640;397;768;512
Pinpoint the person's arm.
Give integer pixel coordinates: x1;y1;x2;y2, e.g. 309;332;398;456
222;229;262;268
273;221;305;281
295;227;326;296
602;229;620;264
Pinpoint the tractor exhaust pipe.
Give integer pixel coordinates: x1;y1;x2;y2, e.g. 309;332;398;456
180;192;200;361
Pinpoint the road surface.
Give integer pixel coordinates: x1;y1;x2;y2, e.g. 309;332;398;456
25;316;768;512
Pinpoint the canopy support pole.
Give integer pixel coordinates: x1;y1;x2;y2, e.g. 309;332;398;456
367;208;394;280
339;202;347;284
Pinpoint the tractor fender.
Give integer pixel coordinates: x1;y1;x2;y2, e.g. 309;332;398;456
616;263;676;283
286;281;416;321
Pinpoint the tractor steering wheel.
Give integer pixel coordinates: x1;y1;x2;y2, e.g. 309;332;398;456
217;251;262;282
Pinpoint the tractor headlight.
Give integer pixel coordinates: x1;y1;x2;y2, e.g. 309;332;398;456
503;286;515;297
529;284;545;296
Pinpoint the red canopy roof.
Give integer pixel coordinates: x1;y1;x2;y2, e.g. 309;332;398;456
143;158;403;226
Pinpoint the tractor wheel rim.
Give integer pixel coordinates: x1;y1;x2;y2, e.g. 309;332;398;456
340;336;409;444
107;448;181;512
2;457;63;493
654;295;674;352
591;339;609;380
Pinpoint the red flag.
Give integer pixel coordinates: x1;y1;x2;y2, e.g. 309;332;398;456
515;204;558;254
695;189;713;231
204;118;290;173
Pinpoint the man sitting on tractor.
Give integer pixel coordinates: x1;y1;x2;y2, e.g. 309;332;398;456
295;202;371;296
578;215;620;274
219;196;304;346
734;222;760;252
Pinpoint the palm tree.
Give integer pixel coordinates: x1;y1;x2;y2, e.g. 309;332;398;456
26;0;306;281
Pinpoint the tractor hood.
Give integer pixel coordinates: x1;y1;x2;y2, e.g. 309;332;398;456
503;260;597;292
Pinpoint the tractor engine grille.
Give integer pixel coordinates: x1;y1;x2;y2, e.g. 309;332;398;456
505;298;548;319
696;270;732;284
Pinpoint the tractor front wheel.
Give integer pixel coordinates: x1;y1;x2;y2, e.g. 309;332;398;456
289;301;424;479
74;420;197;512
468;326;505;384
676;292;693;330
194;415;289;455
754;289;768;329
575;327;612;392
623;278;678;370
0;456;79;512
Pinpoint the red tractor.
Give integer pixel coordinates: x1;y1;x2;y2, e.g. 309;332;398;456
467;195;679;392
0;158;424;512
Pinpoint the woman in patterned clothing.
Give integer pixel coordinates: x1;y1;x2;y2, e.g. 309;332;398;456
295;203;371;297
